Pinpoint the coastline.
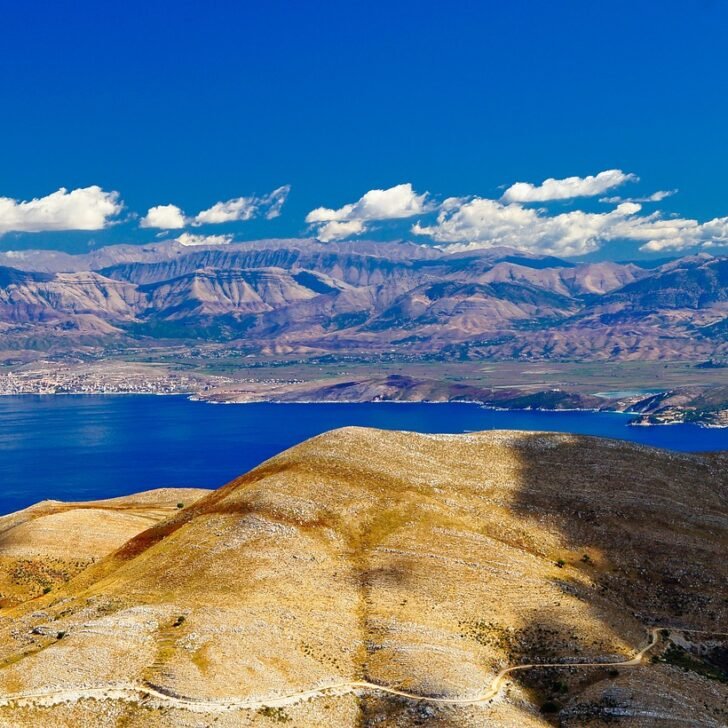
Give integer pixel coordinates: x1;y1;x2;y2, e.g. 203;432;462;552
3;388;727;429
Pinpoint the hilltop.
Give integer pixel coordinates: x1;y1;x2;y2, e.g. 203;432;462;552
0;428;725;726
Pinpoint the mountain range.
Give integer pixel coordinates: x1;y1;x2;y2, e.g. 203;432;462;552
0;239;725;361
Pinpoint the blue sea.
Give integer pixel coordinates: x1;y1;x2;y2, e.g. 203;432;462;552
0;395;725;515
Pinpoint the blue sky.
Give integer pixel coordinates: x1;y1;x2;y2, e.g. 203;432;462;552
1;0;727;259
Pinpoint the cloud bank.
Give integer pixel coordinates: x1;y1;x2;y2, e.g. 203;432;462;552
304;174;728;254
0;186;122;235
414;197;728;255
4;174;726;257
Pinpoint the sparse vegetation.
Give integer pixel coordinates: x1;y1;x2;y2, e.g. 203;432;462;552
460;619;562;661
658;644;728;683
257;706;292;722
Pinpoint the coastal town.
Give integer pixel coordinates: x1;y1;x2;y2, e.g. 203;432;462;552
0;362;215;396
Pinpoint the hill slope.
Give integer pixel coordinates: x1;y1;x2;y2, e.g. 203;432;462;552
0;429;725;726
0;488;210;608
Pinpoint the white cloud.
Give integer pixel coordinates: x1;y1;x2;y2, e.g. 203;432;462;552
139;186;291;229
306;183;431;241
312;220;366;242
175;232;233;247
413;193;728;256
600;189;677;204
140;204;187;229
264;185;291;220
195;198;258;225
0;186;122;235
194;185;291;225
502;169;637;203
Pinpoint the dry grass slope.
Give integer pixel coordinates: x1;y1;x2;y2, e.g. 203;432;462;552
0;488;210;608
0;428;725;726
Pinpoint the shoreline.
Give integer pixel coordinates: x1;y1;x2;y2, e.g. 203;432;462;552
2;389;727;429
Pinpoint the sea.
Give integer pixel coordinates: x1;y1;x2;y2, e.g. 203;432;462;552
0;394;725;515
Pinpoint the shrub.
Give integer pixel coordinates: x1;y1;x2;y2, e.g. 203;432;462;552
257;706;292;722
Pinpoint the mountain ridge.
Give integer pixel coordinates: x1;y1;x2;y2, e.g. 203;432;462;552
0;240;725;361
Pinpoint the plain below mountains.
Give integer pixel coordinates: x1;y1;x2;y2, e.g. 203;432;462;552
0;427;725;727
0;239;725;361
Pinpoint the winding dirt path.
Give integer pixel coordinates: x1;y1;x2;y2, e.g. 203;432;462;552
0;627;725;713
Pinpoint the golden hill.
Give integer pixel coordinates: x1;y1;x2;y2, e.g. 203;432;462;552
0;428;725;727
